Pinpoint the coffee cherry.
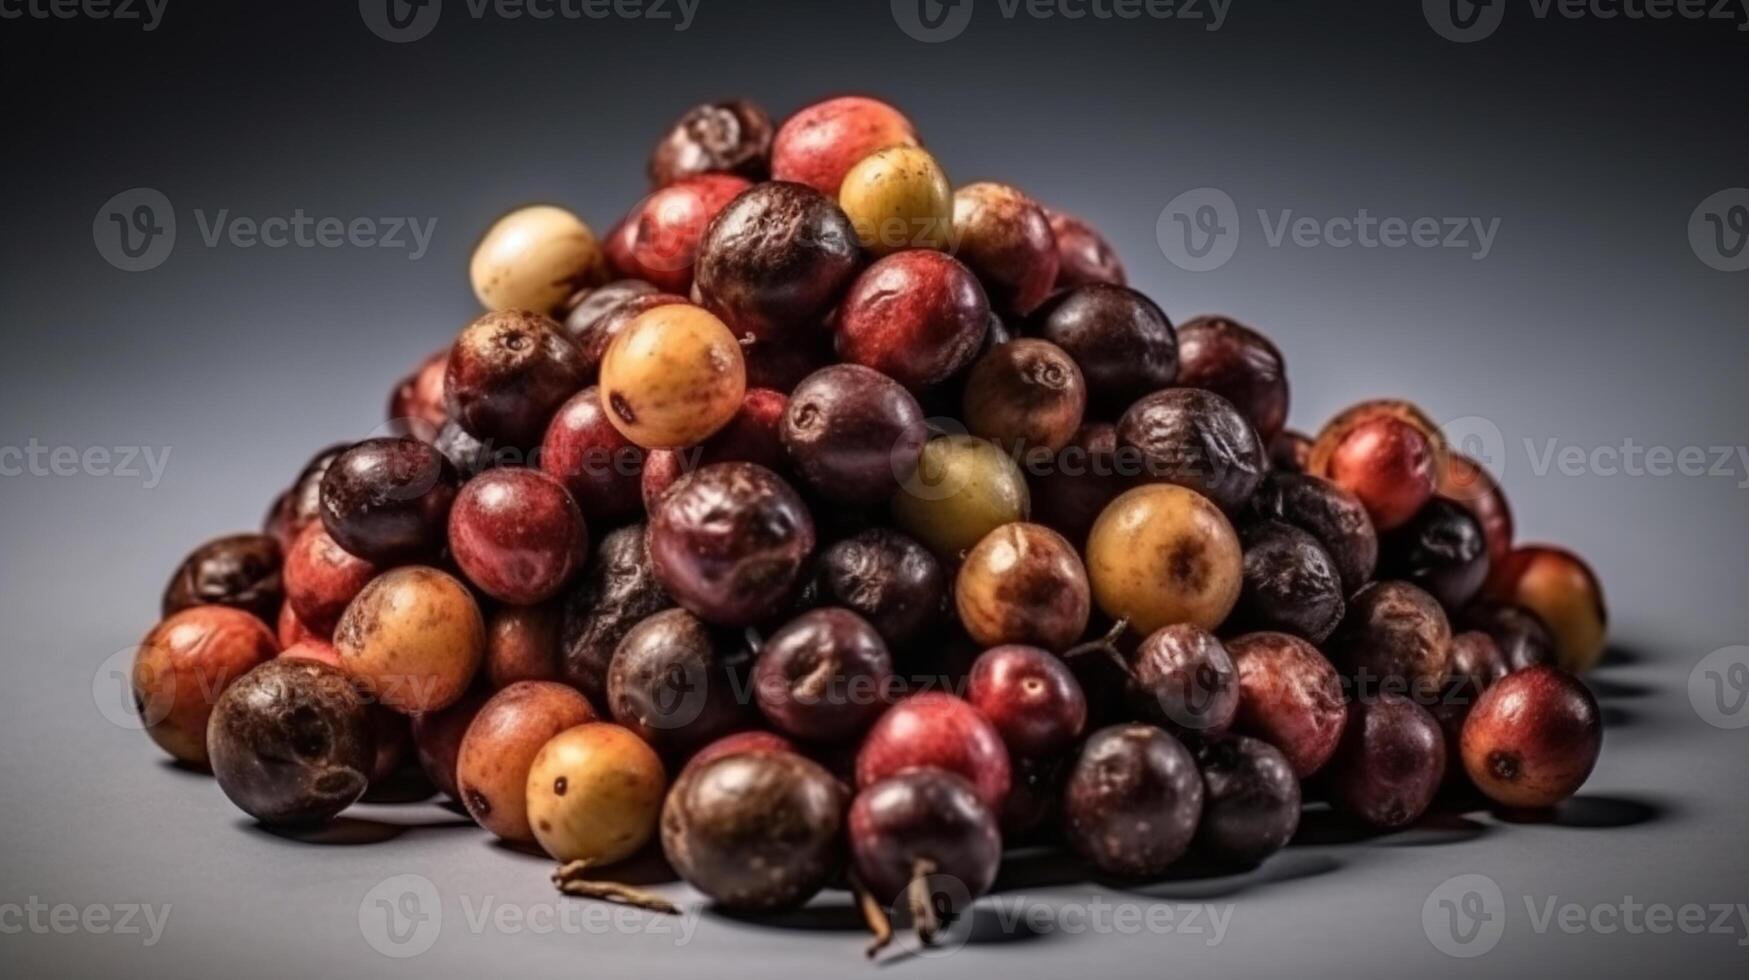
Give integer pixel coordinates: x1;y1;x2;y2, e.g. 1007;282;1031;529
1124;623;1239;736
694;181;862;340
849;769;1001;938
834;250;991;390
952;182;1059;317
781;364;927;505
161;533;284;625
264;444;346;552
962;339;1087;453
619;174;750;292
446;310;589;451
1029;285;1176;414
457;681;596;843
1329;581;1453;699
839;145;954;256
1228;631;1347;778
891;435;1030;559
753;608;894;742
207;658;375;825
1245;472;1378;595
966;644;1087;757
1028;423;1135;546
607;608;754;759
283;523;378;639
643;387;790;508
1485;546;1607;673
1118;387;1266;514
334;566;485;715
318;437;458;566
771;96;918;196
800;528;946;645
663;751;846;911
647;463;816;627
649;99;774;187
1193;736;1301;866
1086;484;1243;635
1234;520;1346;643
1046;210;1126;290
598;304;747;450
560;524;674;703
540;385;647;524
1325;693;1445;829
134;607;279;767
1174;316;1290;443
387;347;449;439
1459;600;1557;673
856;692;1011;811
449;468;588;606
1439;453;1514;567
409;687;490;802
1381;497;1490;611
955;522;1091;652
1461;665;1601;809
1062;724;1203;877
528;722;667;865
470;205;604;315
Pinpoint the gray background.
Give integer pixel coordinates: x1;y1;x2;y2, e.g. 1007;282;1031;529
2;0;1747;976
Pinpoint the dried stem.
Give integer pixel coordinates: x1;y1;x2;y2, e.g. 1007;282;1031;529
1063;617;1132;675
907;858;941;947
551;860;679;915
852;872;894;959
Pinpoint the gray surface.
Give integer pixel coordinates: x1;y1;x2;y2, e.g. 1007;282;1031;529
2;1;1748;977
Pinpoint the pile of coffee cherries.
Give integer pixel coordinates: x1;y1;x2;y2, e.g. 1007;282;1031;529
132;94;1609;952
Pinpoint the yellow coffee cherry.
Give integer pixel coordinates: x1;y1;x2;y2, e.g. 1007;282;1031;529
598;304;746;449
470;205;604;314
1086;484;1243;635
838;145;954;256
891;435;1030;558
526;723;666;866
